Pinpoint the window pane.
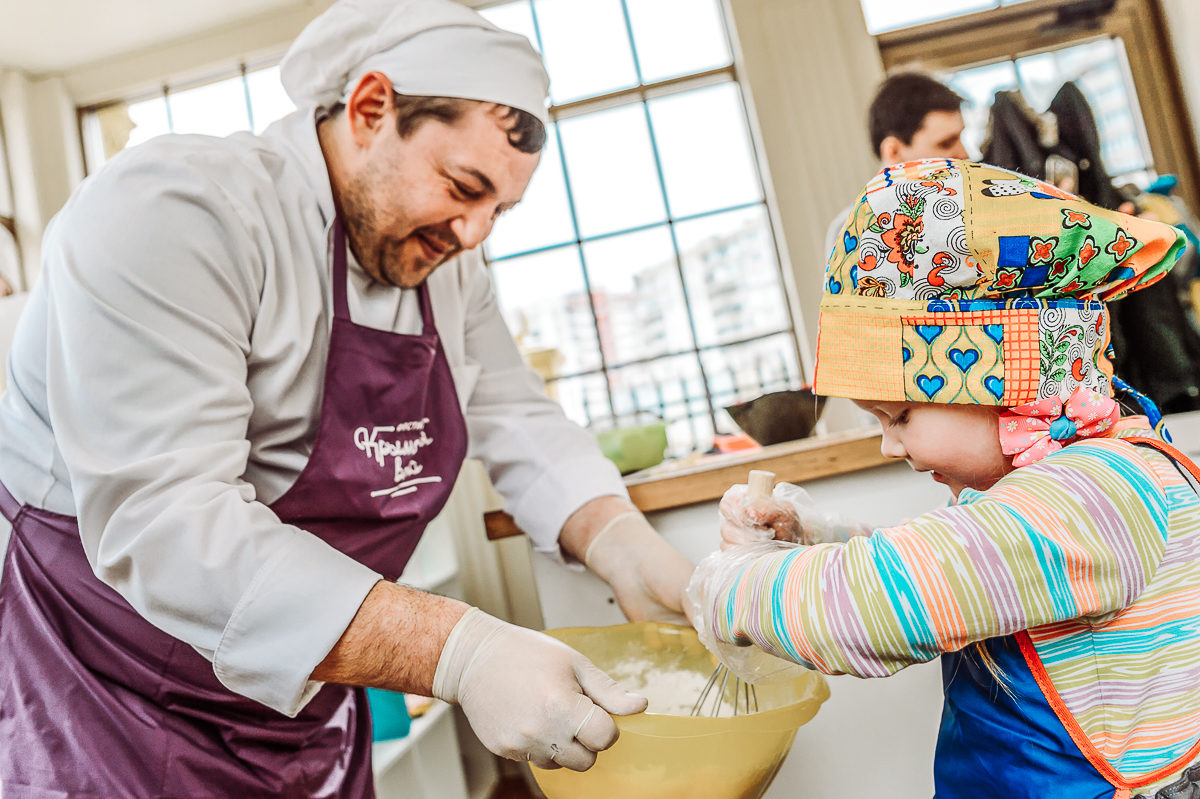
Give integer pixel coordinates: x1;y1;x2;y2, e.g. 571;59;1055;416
700;332;802;427
125;96;171;148
948;60;1019;160
648;82;761;218
489;245;602;374
675;206;788;348
1015;38;1151;177
548;372;612;428
479;1;540;52
625;0;731;83
485;124;575;259
608;353;709;457
558;103;666;237
533;0;639;103
860;0;995;34
246;66;295;134
581;226;692;365
167;77;251;137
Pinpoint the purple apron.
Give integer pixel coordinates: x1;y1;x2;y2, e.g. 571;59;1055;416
0;219;469;798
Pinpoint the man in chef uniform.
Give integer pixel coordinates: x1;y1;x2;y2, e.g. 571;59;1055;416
0;0;696;795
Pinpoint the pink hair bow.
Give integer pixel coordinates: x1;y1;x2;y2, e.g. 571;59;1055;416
999;386;1120;467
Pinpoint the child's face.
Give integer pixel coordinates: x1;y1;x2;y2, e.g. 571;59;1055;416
854;400;1013;499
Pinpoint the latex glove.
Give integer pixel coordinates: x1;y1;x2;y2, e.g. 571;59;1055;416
685;542;812;685
583;511;695;625
719;482;871;550
433;608;648;771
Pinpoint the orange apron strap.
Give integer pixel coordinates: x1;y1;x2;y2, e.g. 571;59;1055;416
1126;436;1200;489
1018;434;1200;793
1019;631;1200;790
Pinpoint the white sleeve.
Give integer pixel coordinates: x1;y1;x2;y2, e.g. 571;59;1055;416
41;148;380;716
455;254;627;553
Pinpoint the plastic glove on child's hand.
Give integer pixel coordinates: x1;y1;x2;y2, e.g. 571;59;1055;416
433;608;647;771
685;543;812;685
719;482;871;549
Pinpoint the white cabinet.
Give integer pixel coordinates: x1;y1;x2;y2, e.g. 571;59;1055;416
372;702;470;799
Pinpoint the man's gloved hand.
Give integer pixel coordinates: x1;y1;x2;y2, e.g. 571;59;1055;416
718;482;871;550
433;608;647;771
582;512;695;625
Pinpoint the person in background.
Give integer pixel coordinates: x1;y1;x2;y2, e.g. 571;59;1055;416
692;160;1200;796
824;71;970;259
0;0;695;795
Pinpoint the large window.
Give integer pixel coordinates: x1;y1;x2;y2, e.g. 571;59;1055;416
0;108;17;296
860;0;1036;34
949;36;1153;182
869;0;1200;214
80;64;295;173
479;0;801;458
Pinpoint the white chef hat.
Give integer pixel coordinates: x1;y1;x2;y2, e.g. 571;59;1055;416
280;0;550;126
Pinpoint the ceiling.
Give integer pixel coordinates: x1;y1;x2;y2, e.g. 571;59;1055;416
0;0;311;74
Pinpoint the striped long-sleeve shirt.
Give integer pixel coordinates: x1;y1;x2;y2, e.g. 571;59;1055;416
710;429;1200;789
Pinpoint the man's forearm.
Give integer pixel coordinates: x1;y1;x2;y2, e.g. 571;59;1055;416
311;580;469;695
558;494;638;562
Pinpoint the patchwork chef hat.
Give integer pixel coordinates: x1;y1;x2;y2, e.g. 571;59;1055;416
814;159;1186;406
280;0;550;126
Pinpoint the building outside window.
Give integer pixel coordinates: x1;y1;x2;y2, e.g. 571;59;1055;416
479;0;802;458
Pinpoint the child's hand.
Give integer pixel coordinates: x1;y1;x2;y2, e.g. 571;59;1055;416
718;483;809;549
718;482;871;549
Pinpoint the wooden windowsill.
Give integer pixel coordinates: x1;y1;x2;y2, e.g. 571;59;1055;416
484;428;888;540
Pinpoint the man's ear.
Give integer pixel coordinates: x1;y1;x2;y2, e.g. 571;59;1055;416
878;135;905;166
345;71;394;147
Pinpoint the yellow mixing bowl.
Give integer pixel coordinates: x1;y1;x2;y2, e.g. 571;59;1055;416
531;622;829;799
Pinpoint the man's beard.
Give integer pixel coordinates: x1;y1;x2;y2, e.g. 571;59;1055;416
338;173;397;286
338;175;461;289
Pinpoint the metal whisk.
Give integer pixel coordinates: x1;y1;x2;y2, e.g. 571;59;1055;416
690;663;759;717
691;469;775;718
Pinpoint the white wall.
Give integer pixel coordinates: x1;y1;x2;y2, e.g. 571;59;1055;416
0;72;81;290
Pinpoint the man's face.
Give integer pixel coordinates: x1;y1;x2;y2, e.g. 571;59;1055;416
891;110;969;162
340;101;540;288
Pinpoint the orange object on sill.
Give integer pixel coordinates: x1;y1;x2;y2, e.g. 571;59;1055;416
713;433;760;453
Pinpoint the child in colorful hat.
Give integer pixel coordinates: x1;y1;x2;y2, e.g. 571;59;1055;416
688;159;1200;797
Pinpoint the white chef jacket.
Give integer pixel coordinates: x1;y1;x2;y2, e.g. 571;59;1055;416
0;108;625;716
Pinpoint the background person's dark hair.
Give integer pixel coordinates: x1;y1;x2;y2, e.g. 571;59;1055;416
868;72;965;156
329;93;546;154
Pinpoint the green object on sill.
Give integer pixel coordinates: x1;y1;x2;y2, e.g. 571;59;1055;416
366;687;411;741
595;423;668;475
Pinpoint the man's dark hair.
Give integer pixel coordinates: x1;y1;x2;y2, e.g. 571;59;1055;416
867;72;965;156
328;93;546;154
